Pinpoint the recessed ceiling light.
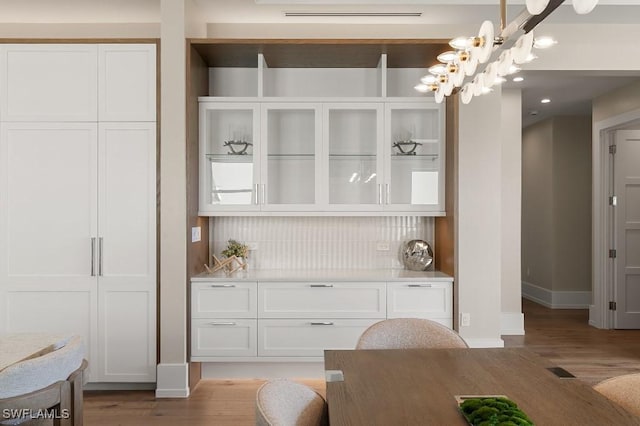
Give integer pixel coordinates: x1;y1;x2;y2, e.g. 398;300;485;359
513;76;524;82
541;98;551;104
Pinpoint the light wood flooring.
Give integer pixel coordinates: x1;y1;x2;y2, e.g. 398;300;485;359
84;299;640;425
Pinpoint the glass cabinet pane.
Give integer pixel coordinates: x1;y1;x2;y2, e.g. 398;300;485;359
389;108;440;206
328;108;378;205
265;108;316;205
204;108;255;206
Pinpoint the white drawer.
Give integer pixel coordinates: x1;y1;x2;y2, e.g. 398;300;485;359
258;282;386;319
387;282;452;319
258;319;379;357
191;318;257;357
192;282;257;318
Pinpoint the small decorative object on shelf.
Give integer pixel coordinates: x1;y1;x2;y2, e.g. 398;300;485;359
400;239;433;271
223;140;253;155
203;239;250;275
392;140;422;156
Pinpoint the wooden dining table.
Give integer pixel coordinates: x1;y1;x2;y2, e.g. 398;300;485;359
324;347;640;425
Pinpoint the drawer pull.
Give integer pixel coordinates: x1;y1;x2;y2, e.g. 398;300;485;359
408;284;433;288
210;284;236;288
310;284;334;288
310;322;334;326
208;321;237;326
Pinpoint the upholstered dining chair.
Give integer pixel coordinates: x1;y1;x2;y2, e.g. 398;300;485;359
593;373;640;417
356;318;468;350
255;379;328;426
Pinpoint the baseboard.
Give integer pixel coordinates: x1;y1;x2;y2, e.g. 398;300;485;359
156;363;190;398
501;312;525;335
202;362;325;379
463;338;505;348
85;382;156;391
522;281;591;309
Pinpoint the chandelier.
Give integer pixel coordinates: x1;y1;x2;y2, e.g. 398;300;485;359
415;0;599;104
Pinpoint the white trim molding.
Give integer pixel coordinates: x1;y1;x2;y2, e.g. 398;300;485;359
522;281;591;309
463;338;505;348
156;363;190;398
500;312;525;335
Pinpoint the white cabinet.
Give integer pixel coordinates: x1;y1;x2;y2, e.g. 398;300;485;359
98;44;156;122
258;319;379;357
387;282;452;327
190;279;453;362
191;282;258;358
258;282;386;319
0;44;157;384
0;44;98;122
199;99;444;215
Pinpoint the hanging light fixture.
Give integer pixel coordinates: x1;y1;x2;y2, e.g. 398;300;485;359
416;0;599;104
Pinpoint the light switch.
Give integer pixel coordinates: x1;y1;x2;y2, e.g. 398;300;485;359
191;226;201;243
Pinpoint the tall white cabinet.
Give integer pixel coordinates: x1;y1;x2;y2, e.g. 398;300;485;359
0;44;157;383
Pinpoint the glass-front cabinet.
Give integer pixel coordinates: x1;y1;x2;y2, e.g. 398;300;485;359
324;103;383;211
384;102;445;213
199;103;260;213
261;104;322;211
199;100;444;215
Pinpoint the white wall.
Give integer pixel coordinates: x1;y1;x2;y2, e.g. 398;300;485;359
457;88;503;347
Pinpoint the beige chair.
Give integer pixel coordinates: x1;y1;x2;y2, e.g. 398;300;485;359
356;318;468;350
255;379;328;426
593;373;640;417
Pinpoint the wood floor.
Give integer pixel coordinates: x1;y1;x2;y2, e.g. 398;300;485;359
84;299;640;425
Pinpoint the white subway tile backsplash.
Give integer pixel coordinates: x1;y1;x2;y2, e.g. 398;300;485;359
210;216;434;270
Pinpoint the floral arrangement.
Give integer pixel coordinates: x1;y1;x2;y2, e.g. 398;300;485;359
221;239;249;259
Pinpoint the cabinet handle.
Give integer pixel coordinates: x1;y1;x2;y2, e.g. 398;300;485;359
378;184;383;205
310;284;334;288
98;237;103;276
208;321;236;326
210;284;236;288
253;184;259;205
90;237;96;276
408;284;433;288
261;184;266;205
310;322;334;326
385;183;390;205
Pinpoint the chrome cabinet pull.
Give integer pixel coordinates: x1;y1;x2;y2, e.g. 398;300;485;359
378;184;383;205
98;237;103;276
90;237;96;276
408;284;433;288
310;284;334;288
310;322;334;326
210;284;236;288
385;183;390;205
261;184;266;205
209;321;236;326
253;184;259;205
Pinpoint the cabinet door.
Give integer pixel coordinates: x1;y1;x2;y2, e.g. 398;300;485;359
96;123;156;382
0;122;99;380
258;282;386;319
323;103;384;211
98;44;156;122
387;282;452;327
261;103;322;211
192;281;257;319
199;103;260;214
258;319;379;357
0;44;98;121
384;102;445;214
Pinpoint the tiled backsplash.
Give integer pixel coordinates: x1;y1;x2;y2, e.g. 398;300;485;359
210;216;434;270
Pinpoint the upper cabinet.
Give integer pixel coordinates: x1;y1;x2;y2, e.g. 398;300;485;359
98;44;156;122
0;44;98;122
196;46;446;216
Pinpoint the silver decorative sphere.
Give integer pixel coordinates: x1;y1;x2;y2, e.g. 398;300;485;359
400;239;433;271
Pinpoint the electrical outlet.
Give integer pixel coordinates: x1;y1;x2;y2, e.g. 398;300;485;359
376;241;390;251
460;313;471;327
191;226;201;243
246;241;259;250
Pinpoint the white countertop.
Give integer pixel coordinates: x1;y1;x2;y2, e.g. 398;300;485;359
191;269;453;282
